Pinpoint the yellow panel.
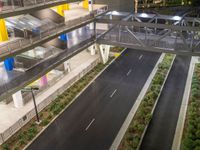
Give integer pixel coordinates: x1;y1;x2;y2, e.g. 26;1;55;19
83;0;89;9
56;5;65;16
114;53;121;58
54;4;69;17
63;4;70;10
0;19;9;42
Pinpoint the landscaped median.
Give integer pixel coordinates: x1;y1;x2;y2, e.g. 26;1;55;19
0;56;116;150
181;63;200;150
118;54;175;150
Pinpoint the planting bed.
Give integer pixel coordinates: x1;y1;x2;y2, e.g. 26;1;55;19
182;64;200;150
0;58;114;150
118;54;174;150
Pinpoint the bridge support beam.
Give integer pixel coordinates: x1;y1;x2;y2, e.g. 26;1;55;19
64;61;71;73
0;19;15;71
88;44;97;55
12;91;24;108
0;19;9;41
55;3;69;17
97;44;110;64
83;0;93;10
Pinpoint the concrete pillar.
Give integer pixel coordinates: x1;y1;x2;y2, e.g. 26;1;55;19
59;33;68;42
53;4;69;42
0;19;15;71
12;91;24;108
88;0;93;12
54;3;69;17
40;75;48;87
83;0;89;9
0;19;9;41
97;44;110;64
4;57;14;71
64;61;71;72
88;44;96;55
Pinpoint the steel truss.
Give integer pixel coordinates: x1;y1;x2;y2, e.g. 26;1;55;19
95;11;200;56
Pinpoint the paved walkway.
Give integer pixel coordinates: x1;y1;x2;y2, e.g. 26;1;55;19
0;50;99;142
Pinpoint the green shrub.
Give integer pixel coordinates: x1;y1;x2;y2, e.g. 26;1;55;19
182;64;200;149
2;144;9;150
41;119;50;127
19;139;26;146
27;132;34;141
14;146;19;150
0;57;114;150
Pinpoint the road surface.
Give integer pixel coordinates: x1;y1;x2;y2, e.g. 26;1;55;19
27;49;160;150
140;55;191;150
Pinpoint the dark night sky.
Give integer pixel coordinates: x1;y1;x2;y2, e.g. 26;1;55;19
94;0;134;11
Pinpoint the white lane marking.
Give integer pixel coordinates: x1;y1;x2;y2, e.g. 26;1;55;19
126;69;132;76
110;89;117;98
139;55;143;60
85;118;95;131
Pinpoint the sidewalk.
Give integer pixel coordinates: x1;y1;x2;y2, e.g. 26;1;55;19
0;50;100;144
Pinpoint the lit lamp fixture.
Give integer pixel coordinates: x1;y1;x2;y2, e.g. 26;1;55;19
140;13;148;18
22;86;40;124
173;16;182;21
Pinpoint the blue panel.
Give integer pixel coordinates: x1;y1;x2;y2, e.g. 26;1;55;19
4;57;14;71
59;34;68;41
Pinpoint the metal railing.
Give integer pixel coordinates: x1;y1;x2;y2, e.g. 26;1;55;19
0;6;108;59
0;0;78;13
0;57;100;144
0;14;94;58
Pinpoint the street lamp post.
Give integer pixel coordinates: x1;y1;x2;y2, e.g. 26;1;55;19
22;86;40;124
30;88;40;123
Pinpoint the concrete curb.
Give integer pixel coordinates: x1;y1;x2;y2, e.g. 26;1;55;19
23;48;127;150
171;57;196;150
109;53;166;150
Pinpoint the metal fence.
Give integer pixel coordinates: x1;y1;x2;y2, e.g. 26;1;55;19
0;13;94;57
0;57;100;144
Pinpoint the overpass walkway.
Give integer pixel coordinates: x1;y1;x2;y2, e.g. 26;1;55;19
96;11;200;56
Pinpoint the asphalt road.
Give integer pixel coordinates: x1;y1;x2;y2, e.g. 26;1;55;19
27;49;160;150
140;55;191;150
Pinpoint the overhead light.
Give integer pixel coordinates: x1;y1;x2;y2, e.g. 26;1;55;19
5;22;14;27
28;22;34;26
173;16;182;21
112;11;120;15
19;21;25;25
10;20;16;23
140;13;148;18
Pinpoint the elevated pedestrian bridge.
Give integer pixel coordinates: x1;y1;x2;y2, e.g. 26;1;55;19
96;11;200;56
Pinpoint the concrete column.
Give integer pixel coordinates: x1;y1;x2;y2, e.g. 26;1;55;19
0;19;9;41
89;0;93;29
55;4;69;17
40;75;48;87
0;19;15;71
88;44;96;55
97;44;110;64
64;61;71;72
12;91;24;108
